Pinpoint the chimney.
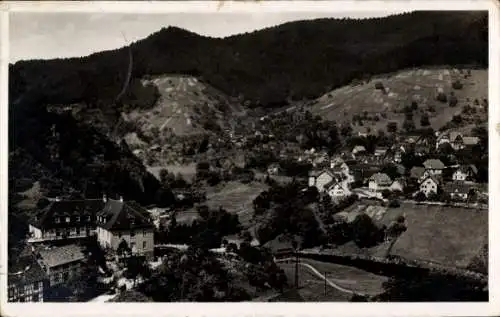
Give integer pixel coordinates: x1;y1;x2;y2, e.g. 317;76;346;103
103;194;107;203
119;196;123;202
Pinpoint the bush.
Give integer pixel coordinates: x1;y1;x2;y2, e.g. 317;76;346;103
387;122;398;133
388;199;400;208
415;191;426;201
420;114;430;127
452;80;463;90
381;189;392;199
403;119;416;133
452;115;463;124
436;92;447;103
374;81;384;90
449;95;458;107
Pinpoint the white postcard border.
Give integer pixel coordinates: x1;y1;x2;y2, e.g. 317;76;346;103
1;1;499;317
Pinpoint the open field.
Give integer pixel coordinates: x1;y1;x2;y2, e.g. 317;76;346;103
279;259;388;296
15;181;42;209
205;181;269;228
126;75;247;136
329;202;488;268
279;263;358;301
172;181;267;230
147;163;197;182
310;68;487;133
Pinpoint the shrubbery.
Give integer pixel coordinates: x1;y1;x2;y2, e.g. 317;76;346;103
452;80;464;90
436;92;447;103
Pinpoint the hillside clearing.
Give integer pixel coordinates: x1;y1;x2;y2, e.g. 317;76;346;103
205;181;269;227
326;202;488;268
310;68;487;133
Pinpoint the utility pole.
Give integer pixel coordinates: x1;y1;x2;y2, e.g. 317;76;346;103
294;249;299;289
324;272;327;296
292;239;299;289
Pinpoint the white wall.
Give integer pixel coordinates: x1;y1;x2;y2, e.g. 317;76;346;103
315;173;333;192
98;227;155;256
420;179;437;196
29;225;42;239
453;171;467;181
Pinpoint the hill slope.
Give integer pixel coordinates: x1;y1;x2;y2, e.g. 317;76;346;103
122;74;248;137
7;10;488;207
10;11;487;110
309;67;488;134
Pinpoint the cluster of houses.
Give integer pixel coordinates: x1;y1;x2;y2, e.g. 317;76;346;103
8;195;155;302
307;133;484;203
308;154;406;201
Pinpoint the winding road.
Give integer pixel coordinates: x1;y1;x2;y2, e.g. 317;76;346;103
275;258;362;296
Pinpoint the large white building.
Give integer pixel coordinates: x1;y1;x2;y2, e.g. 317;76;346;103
96;198;155;259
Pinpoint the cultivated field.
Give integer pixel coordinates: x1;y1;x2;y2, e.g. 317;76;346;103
205;181;269;227
125;75;247;136
310;68;487;133
330;202;488;268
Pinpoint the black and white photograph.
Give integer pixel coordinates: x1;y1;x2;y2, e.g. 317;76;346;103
2;0;496;311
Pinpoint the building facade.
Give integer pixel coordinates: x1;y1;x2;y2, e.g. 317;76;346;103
368;173;392;192
36;244;86;287
8;247;46;302
308;170;335;192
28;199;104;244
419;176;440;197
96;198;155;259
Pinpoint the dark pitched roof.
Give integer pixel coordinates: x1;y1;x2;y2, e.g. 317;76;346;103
410;166;426;179
31;199;105;230
420;175;441;185
97;199;154;231
423;159;445;170
308;170;321;177
37;244;85;268
369;173;392;186
8;254;47;285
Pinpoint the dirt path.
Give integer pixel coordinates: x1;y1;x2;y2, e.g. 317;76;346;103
276;258;361;295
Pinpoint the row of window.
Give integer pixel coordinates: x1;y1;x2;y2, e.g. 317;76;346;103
46;227;90;237
117;230;149;238
54;215;91;223
49;269;76;286
9;293;41;302
9;282;43;297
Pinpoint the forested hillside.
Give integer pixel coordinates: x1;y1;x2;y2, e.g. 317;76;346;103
10;11;487;109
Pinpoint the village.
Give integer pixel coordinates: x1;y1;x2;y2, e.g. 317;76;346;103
6;9;490;304
7;115;489;303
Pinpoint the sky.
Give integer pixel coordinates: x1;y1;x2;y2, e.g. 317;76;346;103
9;11;406;63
